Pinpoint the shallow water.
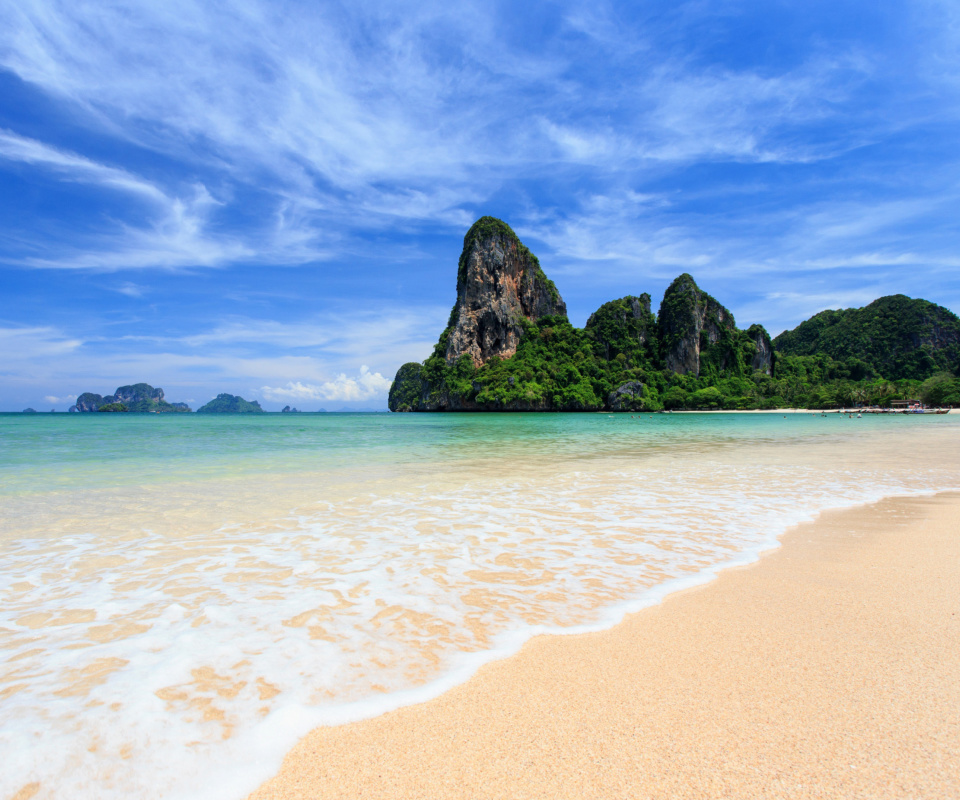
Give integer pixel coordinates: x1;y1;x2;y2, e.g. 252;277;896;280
2;412;959;799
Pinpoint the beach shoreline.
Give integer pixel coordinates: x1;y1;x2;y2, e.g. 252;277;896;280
250;490;960;800
664;407;955;414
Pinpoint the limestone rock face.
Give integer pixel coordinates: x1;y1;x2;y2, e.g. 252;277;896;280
658;274;736;376
74;384;190;412
113;383;164;406
747;324;774;376
388;363;426;412
607;381;645;411
444;217;566;367
76;392;107;412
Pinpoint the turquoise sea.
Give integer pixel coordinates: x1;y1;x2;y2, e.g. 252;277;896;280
2;412;959;799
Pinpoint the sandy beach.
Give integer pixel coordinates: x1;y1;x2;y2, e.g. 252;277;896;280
250;491;960;800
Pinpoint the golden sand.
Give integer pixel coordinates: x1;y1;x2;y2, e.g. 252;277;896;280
250;493;960;799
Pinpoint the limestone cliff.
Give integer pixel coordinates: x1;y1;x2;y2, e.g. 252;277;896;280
747;324;775;376
389;220;788;413
444;217;566;367
607;381;646;411
76;392;106;412
74;383;191;412
658;274;737;377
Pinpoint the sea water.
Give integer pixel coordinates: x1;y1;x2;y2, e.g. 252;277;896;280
2;411;959;799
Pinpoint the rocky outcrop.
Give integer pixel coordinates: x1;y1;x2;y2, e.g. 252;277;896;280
747;324;774;375
73;384;191;412
444;217;566;367
22;408;37;413
658;274;737;377
113;383;164;407
388;219;783;413
196;394;263;413
281;405;300;413
607;381;645;411
76;392;107;412
387;363;427;412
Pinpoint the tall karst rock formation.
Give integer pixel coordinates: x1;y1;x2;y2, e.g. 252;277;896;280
389;218;777;412
658;273;773;377
444;217;567;367
389;218;567;411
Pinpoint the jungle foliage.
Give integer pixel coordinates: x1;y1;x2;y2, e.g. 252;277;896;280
392;292;960;411
773;295;960;381
96;403;128;412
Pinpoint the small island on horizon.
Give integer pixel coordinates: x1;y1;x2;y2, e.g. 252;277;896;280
389;217;960;412
66;385;266;414
54;385;329;414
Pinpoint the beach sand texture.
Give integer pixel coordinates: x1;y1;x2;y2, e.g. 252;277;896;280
251;492;960;800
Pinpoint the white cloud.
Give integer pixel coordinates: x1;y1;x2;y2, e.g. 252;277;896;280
0;326;84;360
0;129;255;270
0;129;168;202
20;182;254;271
114;282;146;297
262;366;393;402
0;1;886;272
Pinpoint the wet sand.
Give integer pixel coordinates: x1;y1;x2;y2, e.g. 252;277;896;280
250;492;960;800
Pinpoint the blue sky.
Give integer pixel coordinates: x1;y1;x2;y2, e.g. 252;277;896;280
1;0;959;411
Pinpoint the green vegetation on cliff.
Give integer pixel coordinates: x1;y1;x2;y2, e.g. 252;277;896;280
196;394;264;413
390;218;960;412
393;313;666;411
97;402;128;412
74;383;191;412
585;295;658;371
773;295;960;381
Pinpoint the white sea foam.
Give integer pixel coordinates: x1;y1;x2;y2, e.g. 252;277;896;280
1;422;959;799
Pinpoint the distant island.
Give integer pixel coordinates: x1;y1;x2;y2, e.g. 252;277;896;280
69;386;267;413
72;383;191;413
61;386;314;413
389;217;960;411
196;394;264;413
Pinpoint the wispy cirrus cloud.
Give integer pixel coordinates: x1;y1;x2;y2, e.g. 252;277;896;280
0;325;83;360
0;1;891;272
0;130;254;270
0;129;168;201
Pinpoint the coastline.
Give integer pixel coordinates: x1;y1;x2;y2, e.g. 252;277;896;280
666;407;955;414
250;490;960;799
